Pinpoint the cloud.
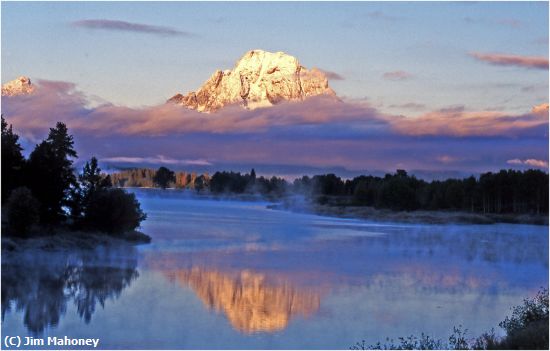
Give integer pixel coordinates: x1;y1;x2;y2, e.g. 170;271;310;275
436;155;458;164
506;159;523;165
507;158;548;169
2;79;547;174
382;71;413;81
392;103;549;137
389;102;426;111
102;155;212;166
317;69;345;81
525;159;548;168
71;19;193;37
1;79;384;137
4;80;547;140
469;52;549;70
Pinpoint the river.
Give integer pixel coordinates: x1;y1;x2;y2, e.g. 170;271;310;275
2;188;548;349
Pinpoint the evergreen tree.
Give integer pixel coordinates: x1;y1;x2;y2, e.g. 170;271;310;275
153;166;176;189
1;116;25;202
71;156;112;222
79;157;109;198
27;122;78;224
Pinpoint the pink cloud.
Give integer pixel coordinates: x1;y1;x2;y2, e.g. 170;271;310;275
317;69;345;81
392;103;549;137
469;52;549;70
525;159;548;168
3;80;547;141
506;158;548;169
102;155;212;166
436;155;458;164
2;80;547;174
1;79;383;137
389;102;426;111
382;71;413;81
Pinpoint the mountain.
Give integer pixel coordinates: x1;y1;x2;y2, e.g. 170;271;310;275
168;49;337;112
1;76;35;96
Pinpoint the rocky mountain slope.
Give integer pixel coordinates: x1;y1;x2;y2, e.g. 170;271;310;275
168;49;337;112
1;76;35;96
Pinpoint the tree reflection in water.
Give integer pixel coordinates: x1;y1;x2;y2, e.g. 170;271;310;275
1;246;139;334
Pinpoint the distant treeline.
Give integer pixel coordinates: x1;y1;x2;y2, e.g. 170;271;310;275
110;168;210;190
210;169;287;197
207;168;548;215
109;166;548;215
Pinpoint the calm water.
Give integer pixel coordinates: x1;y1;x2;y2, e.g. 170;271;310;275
2;189;548;349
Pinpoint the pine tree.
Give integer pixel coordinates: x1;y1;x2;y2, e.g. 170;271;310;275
27;122;78;224
1;116;25;202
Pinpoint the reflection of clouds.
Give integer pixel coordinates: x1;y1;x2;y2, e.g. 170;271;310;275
1;248;138;334
163;267;320;333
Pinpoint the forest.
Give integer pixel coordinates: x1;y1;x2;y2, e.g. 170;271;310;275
210;169;548;215
110;168;210;190
1;117;147;238
114;165;549;216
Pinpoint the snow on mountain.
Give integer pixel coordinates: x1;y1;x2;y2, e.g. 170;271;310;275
1;76;35;96
168;50;337;112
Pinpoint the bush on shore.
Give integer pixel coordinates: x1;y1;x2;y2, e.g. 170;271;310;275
351;289;549;350
83;188;147;234
6;187;40;237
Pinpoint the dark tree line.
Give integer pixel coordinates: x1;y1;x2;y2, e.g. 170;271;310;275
209;169;288;197
293;169;549;214
110;167;209;190
1;117;146;236
208;167;548;215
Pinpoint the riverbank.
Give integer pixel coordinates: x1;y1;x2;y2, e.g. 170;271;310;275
270;202;549;225
2;230;151;252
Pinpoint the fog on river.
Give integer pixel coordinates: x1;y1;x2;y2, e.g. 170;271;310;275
2;189;548;349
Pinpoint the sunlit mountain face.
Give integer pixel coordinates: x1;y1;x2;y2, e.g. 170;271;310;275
168;49;337;112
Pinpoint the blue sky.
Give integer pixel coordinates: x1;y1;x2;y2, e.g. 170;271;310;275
3;2;548;113
1;2;548;176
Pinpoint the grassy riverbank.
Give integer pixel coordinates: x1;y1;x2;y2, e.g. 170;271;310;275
270;201;549;225
2;229;151;252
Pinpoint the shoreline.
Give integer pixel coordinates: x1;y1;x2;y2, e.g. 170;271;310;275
113;187;549;225
2;230;151;253
270;202;549;226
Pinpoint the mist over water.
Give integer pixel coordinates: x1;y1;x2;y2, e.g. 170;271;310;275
2;188;548;349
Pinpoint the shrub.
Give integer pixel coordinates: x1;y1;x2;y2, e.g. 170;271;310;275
6;187;40;237
351;290;549;350
83;188;146;234
498;288;549;349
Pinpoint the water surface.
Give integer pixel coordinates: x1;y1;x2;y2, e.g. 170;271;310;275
2;189;548;349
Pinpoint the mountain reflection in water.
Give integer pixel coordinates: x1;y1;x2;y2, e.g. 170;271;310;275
1;247;139;334
164;267;320;333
